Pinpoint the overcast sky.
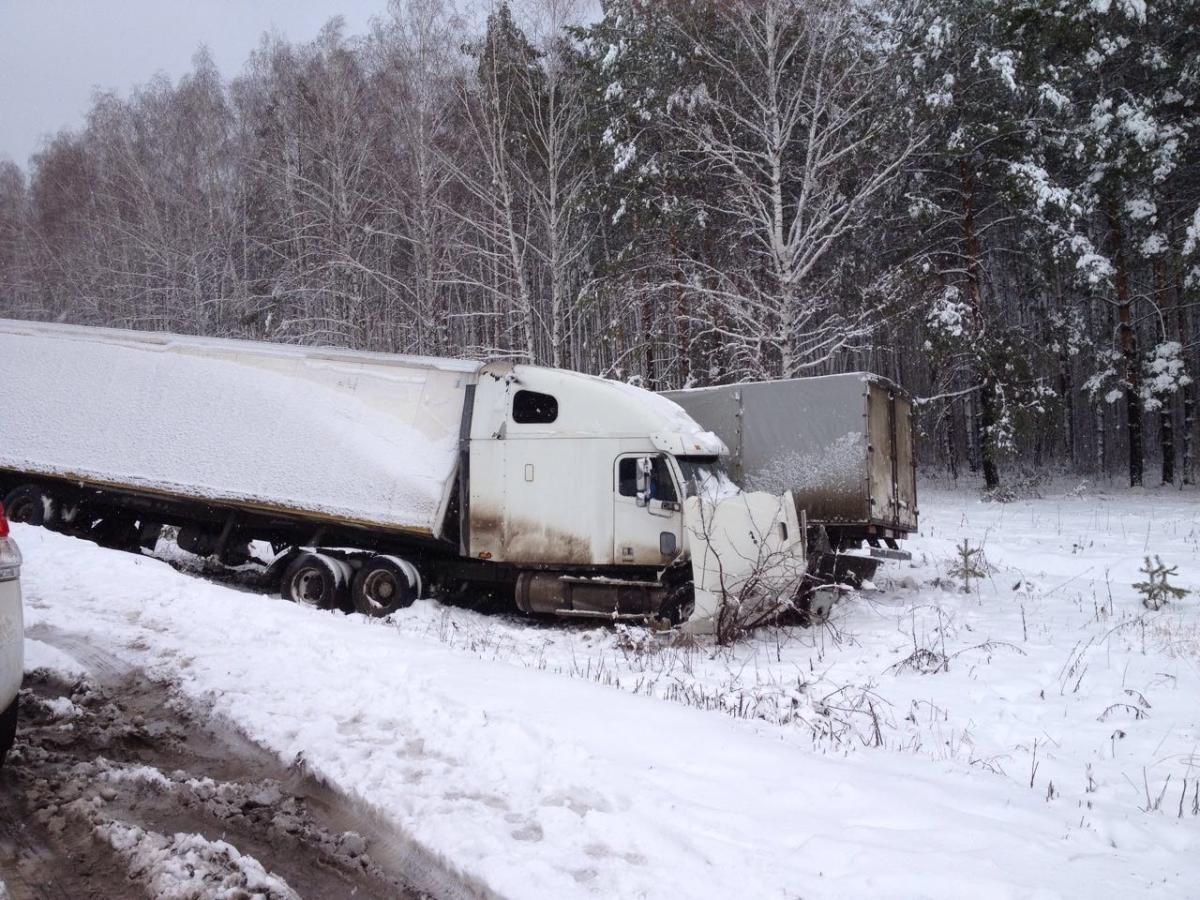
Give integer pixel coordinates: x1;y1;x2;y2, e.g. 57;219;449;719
0;0;393;169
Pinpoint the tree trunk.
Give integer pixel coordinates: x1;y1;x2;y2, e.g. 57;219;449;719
1107;199;1141;486
671;226;689;386
945;403;959;480
965;390;979;474
959;160;998;488
1060;353;1075;467
1154;256;1174;485
641;293;657;388
1182;384;1196;486
1173;240;1195;484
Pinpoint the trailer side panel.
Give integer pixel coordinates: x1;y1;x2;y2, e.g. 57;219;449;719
0;321;477;534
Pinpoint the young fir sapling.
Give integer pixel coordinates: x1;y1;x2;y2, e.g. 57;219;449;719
1133;556;1188;611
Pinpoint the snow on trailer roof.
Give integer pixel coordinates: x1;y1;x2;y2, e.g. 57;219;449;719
666;371;901;394
0;318;484;375
0;319;477;535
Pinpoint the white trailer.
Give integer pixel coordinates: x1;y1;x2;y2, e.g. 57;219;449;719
0;320;805;629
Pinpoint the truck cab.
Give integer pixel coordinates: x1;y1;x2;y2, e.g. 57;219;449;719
464;364;749;621
466;362;726;571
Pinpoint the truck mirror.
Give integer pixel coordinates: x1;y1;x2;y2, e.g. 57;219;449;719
635;457;651;494
636;458;655;506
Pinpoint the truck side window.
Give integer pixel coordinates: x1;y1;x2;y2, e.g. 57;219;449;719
651;457;678;502
617;456;678;502
618;458;639;496
512;390;558;424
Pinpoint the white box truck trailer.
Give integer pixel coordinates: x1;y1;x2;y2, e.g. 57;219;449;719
0;320;805;629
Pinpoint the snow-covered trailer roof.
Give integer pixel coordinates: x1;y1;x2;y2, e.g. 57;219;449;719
0;320;482;536
664;373;917;532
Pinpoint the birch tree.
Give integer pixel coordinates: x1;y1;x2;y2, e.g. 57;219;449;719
664;0;921;378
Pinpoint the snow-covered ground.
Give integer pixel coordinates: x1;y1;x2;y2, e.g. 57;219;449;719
15;480;1200;899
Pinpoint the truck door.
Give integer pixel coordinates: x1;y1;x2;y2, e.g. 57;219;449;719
612;454;683;566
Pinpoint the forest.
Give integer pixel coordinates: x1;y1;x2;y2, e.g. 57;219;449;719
0;0;1196;489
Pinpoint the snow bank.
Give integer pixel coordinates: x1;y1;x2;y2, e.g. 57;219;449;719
0;321;478;533
23;636;88;679
17;494;1199;899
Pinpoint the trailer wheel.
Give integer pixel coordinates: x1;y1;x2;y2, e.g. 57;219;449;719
2;485;53;527
282;552;346;611
352;556;419;618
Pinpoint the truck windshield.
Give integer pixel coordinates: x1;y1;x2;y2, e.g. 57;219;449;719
676;456;740;501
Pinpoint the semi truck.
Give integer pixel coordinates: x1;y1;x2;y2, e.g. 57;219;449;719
664;373;917;586
0;320;805;630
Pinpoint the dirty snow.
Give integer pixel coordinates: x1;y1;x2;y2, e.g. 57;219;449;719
13;480;1200;899
97;823;299;900
23;636;89;679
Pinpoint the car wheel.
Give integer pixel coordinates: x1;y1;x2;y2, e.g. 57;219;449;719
0;696;17;768
2;485;52;527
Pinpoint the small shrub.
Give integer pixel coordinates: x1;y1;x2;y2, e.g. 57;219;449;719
981;471;1047;503
1134;556;1189;611
948;539;986;593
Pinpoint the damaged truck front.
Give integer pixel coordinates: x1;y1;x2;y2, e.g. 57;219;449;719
0;320;804;632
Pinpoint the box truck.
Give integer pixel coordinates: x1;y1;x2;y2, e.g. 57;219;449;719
664;373;917;586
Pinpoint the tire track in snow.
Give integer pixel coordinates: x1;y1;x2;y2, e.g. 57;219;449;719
8;626;495;900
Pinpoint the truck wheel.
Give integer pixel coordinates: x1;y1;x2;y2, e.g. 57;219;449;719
655;584;695;627
0;696;17;768
352;556;419;618
90;514;143;553
2;485;52;527
282;552;347;611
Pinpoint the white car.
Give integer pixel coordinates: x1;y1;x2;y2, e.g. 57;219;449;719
0;500;22;767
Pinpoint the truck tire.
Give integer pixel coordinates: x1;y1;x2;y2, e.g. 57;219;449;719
352;556;419;618
90;514;143;553
281;552;347;611
2;485;52;527
656;583;695;627
0;696;17;768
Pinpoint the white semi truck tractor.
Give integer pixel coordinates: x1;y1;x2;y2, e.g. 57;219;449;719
0;320;805;630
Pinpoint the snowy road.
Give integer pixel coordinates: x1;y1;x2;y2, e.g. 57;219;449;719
4;481;1200;898
2;631;433;900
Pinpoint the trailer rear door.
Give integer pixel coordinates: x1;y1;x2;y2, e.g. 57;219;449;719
894;394;918;530
866;383;897;526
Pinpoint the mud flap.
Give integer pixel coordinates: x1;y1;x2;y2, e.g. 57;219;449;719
682;490;807;634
